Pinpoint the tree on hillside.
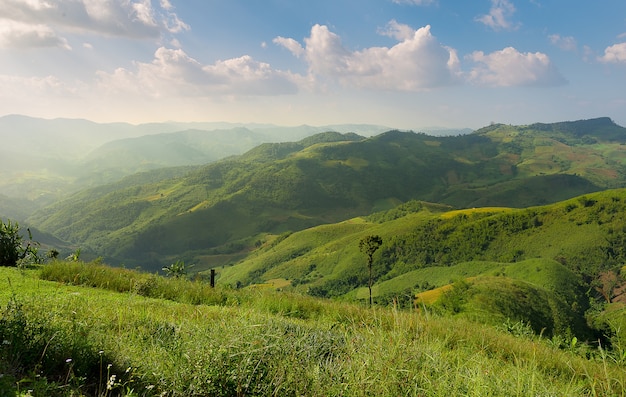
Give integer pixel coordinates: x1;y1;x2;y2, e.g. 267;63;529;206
0;219;40;267
359;235;383;307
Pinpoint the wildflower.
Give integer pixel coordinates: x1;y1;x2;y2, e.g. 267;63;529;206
66;358;72;363
2;340;10;345
99;350;104;355
107;374;117;390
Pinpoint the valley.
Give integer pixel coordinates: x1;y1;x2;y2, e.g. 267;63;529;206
2;116;626;395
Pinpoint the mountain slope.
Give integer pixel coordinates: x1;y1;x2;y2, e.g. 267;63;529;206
0;115;392;216
218;189;626;338
27;118;626;270
221;188;626;295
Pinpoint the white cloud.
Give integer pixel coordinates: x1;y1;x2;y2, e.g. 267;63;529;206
476;0;519;31
598;42;626;64
273;36;305;58
0;73;77;98
160;0;173;11
275;23;460;91
0;20;70;49
549;34;577;52
97;47;299;97
378;20;415;41
0;0;189;42
468;47;566;87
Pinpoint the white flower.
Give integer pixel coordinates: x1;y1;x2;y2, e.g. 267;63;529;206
107;374;117;390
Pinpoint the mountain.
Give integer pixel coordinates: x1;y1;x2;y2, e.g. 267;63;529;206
25;117;626;271
0;115;393;217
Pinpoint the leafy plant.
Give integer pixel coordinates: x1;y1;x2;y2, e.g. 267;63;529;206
162;260;193;278
0;219;41;267
65;248;81;262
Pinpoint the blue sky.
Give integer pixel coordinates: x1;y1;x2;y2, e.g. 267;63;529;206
1;0;626;130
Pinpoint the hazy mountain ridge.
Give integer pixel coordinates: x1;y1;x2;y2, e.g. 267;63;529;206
23;117;626;271
0;115;398;215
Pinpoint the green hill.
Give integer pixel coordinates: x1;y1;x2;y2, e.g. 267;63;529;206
3;264;625;395
27;118;626;271
224;188;626;295
218;188;626;340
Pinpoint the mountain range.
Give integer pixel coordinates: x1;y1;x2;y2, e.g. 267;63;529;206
18;117;626;273
3;115;626;344
3;115;443;213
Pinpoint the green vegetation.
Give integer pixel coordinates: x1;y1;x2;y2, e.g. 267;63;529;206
26;118;626;270
218;189;626;348
2;263;626;396
5;117;626;394
0;219;41;267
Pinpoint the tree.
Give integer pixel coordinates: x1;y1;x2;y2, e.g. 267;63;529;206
0;219;40;267
359;235;383;306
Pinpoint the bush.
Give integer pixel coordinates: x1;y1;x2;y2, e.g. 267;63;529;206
0;219;40;267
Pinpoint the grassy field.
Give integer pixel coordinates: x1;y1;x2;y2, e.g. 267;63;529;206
1;262;625;396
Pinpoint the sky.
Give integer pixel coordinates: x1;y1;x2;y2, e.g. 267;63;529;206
1;0;626;130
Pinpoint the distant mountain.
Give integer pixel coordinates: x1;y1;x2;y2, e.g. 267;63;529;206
26;117;626;270
416;127;474;136
0;114;396;217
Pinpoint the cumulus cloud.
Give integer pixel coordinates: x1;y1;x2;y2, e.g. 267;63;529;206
598;42;626;64
0;20;70;49
468;47;566;87
378;19;415;41
96;47;299;97
274;23;460;91
0;0;189;48
548;34;577;52
273;36;305;58
476;0;519;31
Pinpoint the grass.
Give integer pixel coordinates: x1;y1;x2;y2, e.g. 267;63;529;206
1;262;625;396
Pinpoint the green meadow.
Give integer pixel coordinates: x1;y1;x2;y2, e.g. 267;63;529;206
4;118;626;395
1;263;626;396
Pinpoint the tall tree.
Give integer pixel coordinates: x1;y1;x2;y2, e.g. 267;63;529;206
359;235;383;306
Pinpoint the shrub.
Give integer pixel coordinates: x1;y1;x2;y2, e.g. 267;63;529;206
0;219;41;267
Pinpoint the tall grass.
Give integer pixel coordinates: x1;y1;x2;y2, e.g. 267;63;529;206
0;263;624;396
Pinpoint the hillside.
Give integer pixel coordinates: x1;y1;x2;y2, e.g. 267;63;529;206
0;115;391;217
214;188;626;342
3;264;625;395
226;187;626;289
24;118;625;270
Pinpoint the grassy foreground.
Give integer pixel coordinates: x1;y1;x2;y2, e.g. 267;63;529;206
1;262;625;396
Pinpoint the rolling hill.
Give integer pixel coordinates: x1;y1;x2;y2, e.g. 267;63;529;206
25;117;626;271
218;188;626;339
0;115;393;217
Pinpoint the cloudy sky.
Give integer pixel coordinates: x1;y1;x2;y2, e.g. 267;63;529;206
1;0;626;129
